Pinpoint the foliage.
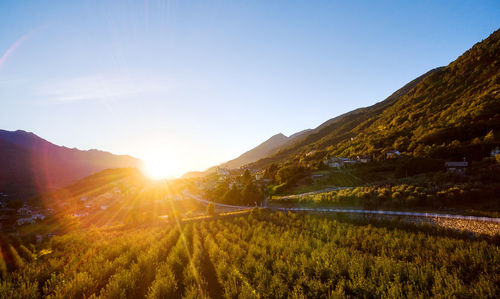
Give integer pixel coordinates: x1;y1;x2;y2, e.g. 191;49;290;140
0;212;499;298
249;29;500;174
272;181;500;213
206;201;216;216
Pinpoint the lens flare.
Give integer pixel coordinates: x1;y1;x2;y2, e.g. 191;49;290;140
144;154;183;179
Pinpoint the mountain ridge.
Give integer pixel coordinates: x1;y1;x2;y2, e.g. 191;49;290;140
243;28;500;169
0;129;143;198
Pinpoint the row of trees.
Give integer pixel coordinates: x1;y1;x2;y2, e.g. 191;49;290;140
272;181;500;213
2;211;499;298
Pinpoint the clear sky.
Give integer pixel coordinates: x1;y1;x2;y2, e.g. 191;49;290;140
1;1;499;177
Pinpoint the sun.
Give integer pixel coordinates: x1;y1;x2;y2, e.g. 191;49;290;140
144;154;183;180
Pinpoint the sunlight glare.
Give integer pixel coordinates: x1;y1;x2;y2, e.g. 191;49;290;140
144;153;183;180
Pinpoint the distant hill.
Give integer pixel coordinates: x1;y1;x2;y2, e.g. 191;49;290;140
248;29;500;169
182;171;206;179
221;131;312;169
0;130;143;198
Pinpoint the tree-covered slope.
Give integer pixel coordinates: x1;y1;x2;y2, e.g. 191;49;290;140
250;29;500;169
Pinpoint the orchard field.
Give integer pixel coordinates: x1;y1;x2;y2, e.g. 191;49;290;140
1;211;499;298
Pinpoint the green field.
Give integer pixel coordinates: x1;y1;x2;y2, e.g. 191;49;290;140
2;211;499;298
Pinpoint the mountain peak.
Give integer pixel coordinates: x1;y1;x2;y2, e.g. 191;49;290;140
270;133;288;140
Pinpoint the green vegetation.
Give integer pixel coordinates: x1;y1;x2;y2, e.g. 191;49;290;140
1;212;499;298
206;201;216;216
204;170;265;206
272;181;500;216
249;29;500;178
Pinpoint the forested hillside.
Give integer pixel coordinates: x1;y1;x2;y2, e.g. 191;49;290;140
250;29;500;169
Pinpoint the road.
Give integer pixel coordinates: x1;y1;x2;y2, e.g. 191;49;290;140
270;207;500;223
182;191;500;223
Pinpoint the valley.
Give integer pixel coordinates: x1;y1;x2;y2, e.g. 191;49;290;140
0;4;499;297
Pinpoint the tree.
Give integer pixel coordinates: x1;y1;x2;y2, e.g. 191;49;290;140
206;201;216;216
241;169;252;184
264;163;279;181
242;182;265;206
484;130;495;143
222;186;242;205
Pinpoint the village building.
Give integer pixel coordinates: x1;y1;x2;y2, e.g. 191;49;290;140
329;161;341;168
445;161;468;175
490;147;500;157
17;206;32;215
324;157;344;168
357;155;372;163
17;218;36;226
324;157;341;168
386;150;401;158
31;213;45;221
305;150;317;157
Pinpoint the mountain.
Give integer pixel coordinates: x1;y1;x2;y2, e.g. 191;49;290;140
288;129;313;140
221;133;289;169
0;130;143;198
248;29;500;169
221;130;315;169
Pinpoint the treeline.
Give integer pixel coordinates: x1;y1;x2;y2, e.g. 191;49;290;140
1;212;499;298
204;170;265;206
272;181;500;213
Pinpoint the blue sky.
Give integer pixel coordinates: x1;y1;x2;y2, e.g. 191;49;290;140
1;1;499;176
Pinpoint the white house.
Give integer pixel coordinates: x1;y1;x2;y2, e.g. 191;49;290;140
386;150;401;158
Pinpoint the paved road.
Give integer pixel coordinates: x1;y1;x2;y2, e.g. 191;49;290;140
183;191;500;223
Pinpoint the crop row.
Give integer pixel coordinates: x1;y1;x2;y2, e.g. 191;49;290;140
1;212;499;298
